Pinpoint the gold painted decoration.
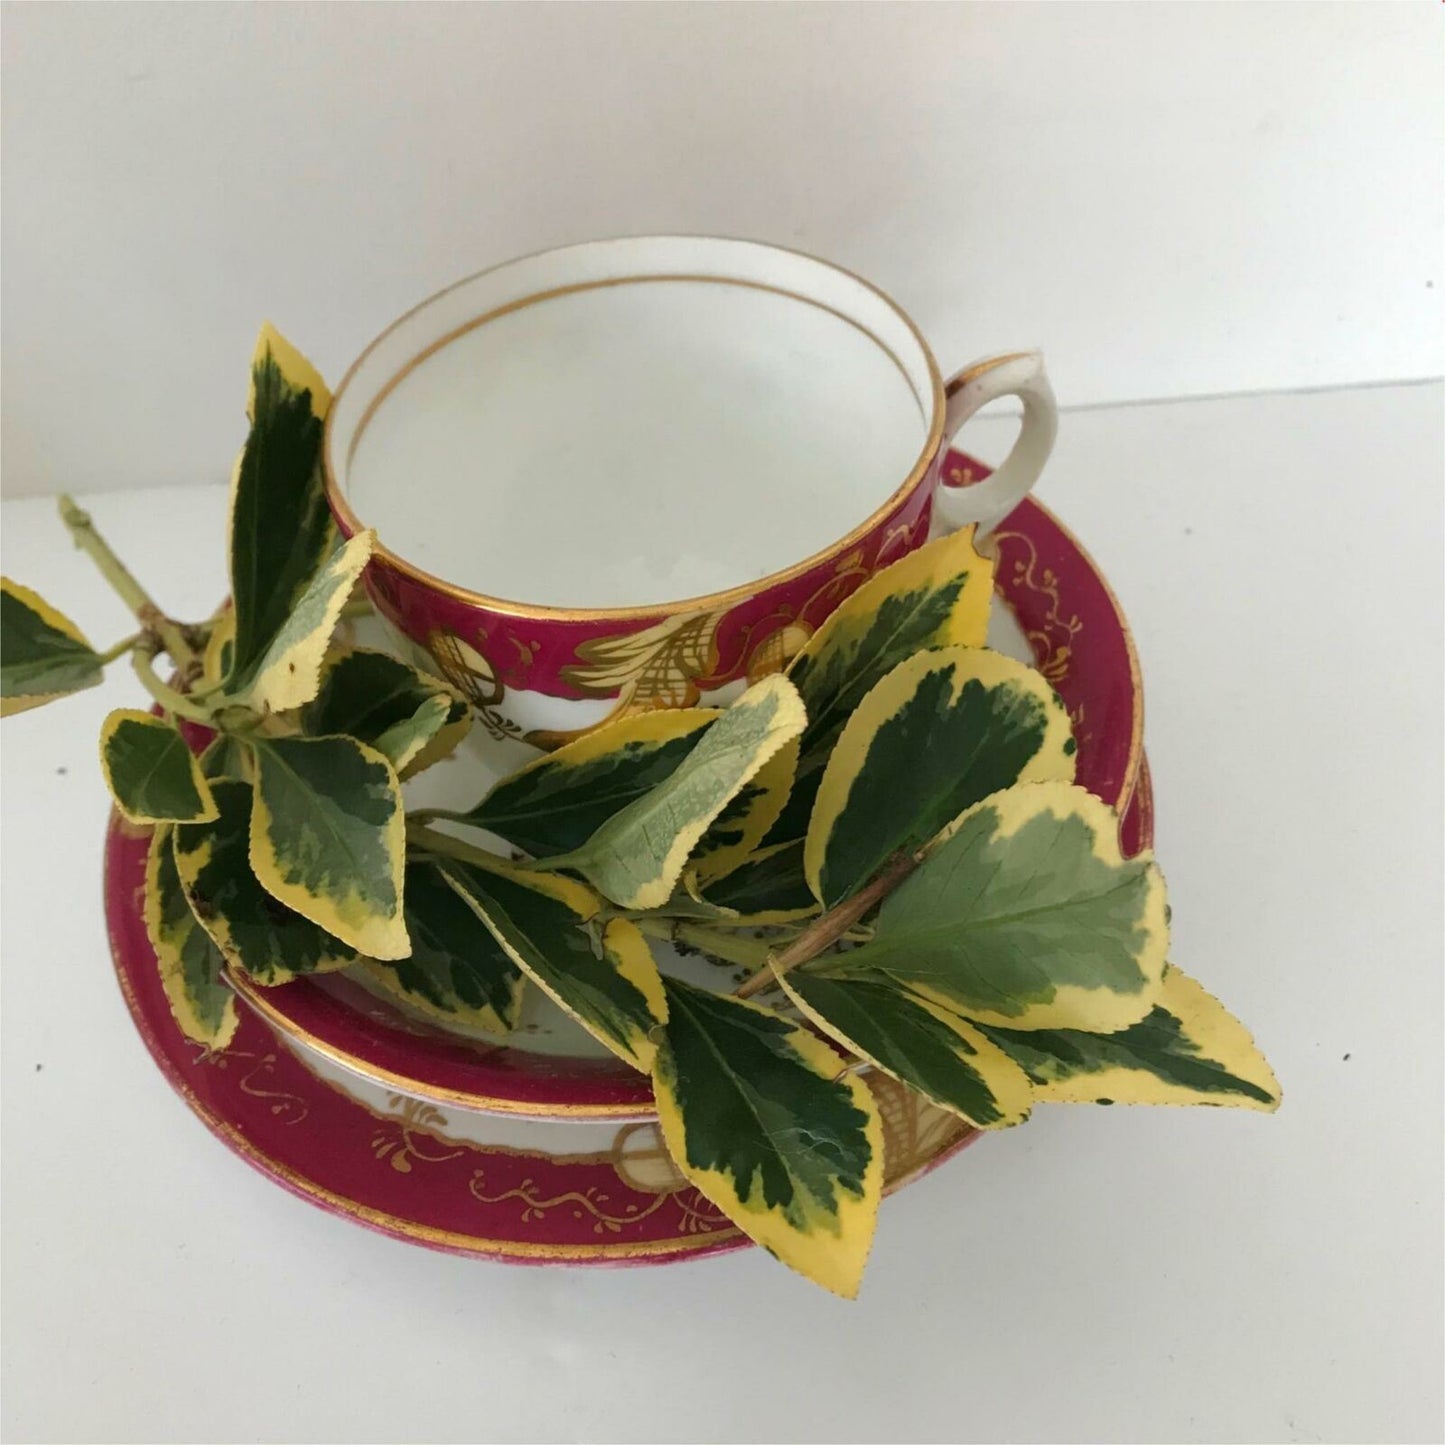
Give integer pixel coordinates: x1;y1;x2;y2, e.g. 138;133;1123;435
560;608;725;712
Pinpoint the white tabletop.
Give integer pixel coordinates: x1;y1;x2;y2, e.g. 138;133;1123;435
3;382;1441;1445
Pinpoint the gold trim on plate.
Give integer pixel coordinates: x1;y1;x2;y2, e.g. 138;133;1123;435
111;848;978;1261
225;964;656;1121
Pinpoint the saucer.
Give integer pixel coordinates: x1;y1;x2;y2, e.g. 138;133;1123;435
105;759;1154;1265
241;449;1146;1120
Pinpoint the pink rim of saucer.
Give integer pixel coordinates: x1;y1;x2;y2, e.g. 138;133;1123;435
105;755;1155;1266
242;448;1146;1120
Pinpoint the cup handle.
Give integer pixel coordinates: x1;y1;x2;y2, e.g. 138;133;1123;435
932;351;1058;539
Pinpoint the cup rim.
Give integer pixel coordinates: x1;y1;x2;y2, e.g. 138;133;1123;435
322;234;948;622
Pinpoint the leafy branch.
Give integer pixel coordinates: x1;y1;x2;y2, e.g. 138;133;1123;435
1;323;1280;1300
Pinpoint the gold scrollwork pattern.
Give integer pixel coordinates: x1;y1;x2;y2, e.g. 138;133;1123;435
187;1045;310;1124
467;1172;680;1236
425;629;530;744
990;530;1084;687
370;1095;468;1173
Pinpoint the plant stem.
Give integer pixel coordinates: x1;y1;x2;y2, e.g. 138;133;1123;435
406;822;511;871
96;632;144;665
132;649;213;723
633;916;774;971
58;494;199;672
734;850;919;999
406;806;473;828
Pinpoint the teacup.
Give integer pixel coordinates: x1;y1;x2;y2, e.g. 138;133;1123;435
324;236;1057;748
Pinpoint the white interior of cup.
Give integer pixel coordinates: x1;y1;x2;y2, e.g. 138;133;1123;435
327;237;941;611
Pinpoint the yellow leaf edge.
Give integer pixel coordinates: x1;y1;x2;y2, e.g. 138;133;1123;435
803;645;1077;903
602;673;808;911
1;575;94;650
913;781;1170;1034
786;524;997;684
0;576;101;715
439;852;668;1073
1032;965;1282;1112
201;609;236;688
248;322;332;421
171;824;356;986
775;969;1034;1130
99;708;220;826
692;736;801;886
241;530;376;716
143;825;239;1051
246;735;410;960
651;993;885;1299
350;955;526;1039
471;704;721;814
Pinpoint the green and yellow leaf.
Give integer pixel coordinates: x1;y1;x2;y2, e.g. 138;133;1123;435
542;674;807;909
652;977;883;1298
201;609;236;688
805;646;1075;906
765;526;996;844
99;709;218;825
1;577;103;716
229;530;375;715
248;734;408;959
777;969;1032;1129
172;779;357;983
830;782;1169;1032
462;707;718;857
689;737;800;886
302;648;469;775
356;857;524;1034
225;324;338;696
440;855;666;1070
979;965;1280;1110
689;838;819;925
143;825;238;1049
198;732;252;783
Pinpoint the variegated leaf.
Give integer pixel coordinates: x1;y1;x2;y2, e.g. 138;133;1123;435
777;969;1032;1128
829;783;1169;1032
229;529;374;715
440;855;666;1071
462;707;718;857
199;732;252;783
541;675;806;909
225;324;337;695
143;824;238;1049
689;737;800;885
301;648;469;775
805;646;1075;906
99;709;218;825
765;526;995;844
1;577;103;716
357;858;524;1034
172;779;357;983
689;838;819;924
248;735;408;959
980;965;1280;1110
201;609;236;688
652;977;883;1298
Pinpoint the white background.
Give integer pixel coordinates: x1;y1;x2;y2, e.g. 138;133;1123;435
2;2;1441;497
2;5;1443;1444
